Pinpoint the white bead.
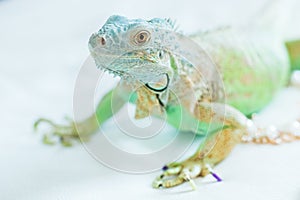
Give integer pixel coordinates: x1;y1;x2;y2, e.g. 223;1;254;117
291;70;300;87
290;121;300;136
292;121;300;128
246;119;258;136
266;125;279;139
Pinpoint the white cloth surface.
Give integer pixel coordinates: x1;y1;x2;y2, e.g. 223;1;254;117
1;0;300;199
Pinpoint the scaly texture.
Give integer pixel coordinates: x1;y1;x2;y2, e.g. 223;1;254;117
35;15;300;189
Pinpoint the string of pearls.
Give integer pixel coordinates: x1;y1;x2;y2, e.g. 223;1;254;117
242;115;300;145
242;70;300;144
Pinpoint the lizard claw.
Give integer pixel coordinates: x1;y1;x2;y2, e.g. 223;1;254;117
152;161;222;189
34;118;80;147
152;161;201;189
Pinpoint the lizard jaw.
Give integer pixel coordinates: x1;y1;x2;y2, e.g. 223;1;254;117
145;73;170;93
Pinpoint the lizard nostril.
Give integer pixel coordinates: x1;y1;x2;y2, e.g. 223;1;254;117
99;36;106;46
89;34;106;49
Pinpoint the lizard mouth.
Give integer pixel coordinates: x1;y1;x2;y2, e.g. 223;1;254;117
91;50;169;84
145;73;170;93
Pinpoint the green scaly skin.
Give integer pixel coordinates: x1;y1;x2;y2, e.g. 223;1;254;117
34;15;300;188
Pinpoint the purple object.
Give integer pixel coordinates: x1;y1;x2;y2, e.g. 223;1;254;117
162;165;168;171
210;172;222;182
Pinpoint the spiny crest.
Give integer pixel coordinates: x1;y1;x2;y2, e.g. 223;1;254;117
105;15;129;25
98;15;132;35
148;18;178;31
98;15;179;35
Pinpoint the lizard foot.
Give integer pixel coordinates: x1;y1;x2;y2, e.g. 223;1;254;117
152;160;222;189
34;118;81;147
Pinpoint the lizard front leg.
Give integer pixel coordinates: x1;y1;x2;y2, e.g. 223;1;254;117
153;102;248;189
34;87;127;146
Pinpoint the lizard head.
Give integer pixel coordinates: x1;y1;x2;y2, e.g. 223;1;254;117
88;15;178;90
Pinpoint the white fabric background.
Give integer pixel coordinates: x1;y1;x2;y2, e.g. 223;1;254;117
1;0;300;199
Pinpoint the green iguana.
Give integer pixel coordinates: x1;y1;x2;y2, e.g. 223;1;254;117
34;1;300;189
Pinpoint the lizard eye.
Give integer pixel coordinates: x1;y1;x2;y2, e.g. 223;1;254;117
134;30;150;45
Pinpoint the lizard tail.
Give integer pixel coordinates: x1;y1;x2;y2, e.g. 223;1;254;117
286;40;300;71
